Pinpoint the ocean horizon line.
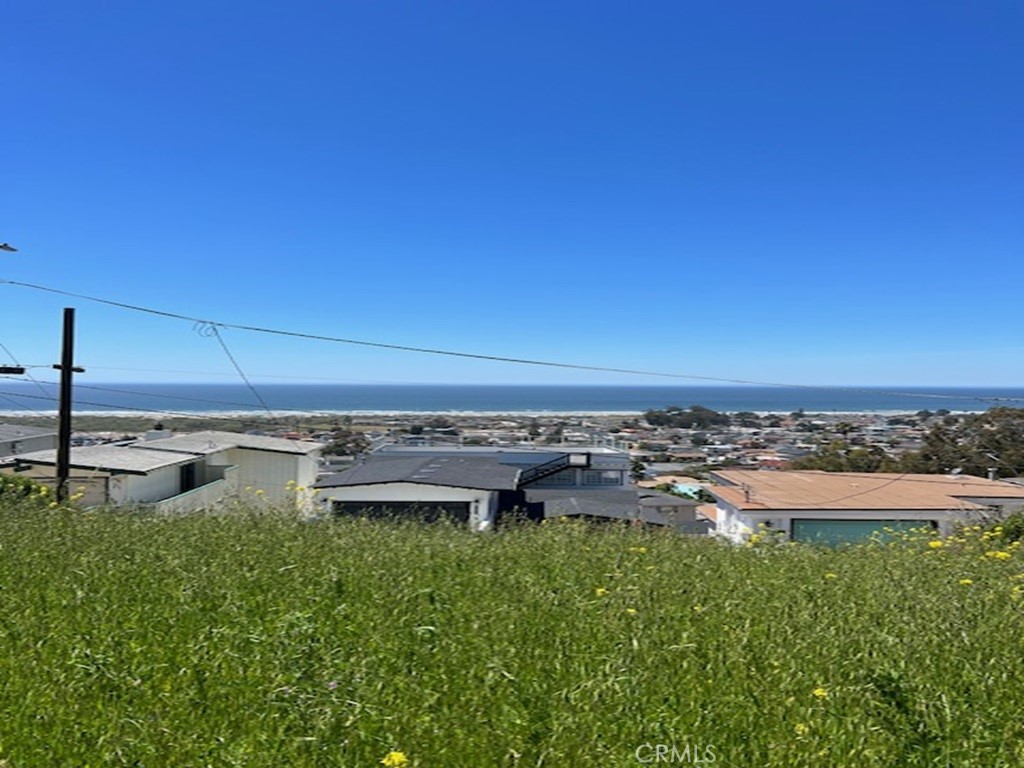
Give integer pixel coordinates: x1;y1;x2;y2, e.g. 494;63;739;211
1;382;1022;417
78;381;1024;389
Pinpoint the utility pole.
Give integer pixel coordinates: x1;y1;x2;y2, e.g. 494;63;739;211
53;308;85;502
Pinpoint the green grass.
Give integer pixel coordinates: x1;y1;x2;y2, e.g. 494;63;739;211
0;502;1022;767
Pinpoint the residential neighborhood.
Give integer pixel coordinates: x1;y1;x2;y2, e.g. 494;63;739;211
4;406;1024;546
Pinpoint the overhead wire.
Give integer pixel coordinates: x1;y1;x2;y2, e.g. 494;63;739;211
0;341;49;395
0;389;335;435
0;376;275;411
0;340;58;420
2;277;1017;407
2;276;1024;409
193;322;273;414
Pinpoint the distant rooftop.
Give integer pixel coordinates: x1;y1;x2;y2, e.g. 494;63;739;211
0;424;56;441
711;470;1024;511
12;444;197;475
132;430;323;456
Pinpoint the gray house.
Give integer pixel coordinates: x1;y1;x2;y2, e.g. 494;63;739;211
0;424;58;458
315;445;711;532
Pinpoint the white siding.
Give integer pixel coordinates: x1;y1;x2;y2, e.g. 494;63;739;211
111;465;182;503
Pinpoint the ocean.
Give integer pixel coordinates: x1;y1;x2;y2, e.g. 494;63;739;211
1;382;1023;416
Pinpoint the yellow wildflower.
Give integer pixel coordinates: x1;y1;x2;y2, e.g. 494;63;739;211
595;587;610;597
794;723;809;736
928;540;944;549
626;607;638;615
958;579;973;586
824;572;838;579
812;687;829;700
381;751;409;767
985;550;1012;561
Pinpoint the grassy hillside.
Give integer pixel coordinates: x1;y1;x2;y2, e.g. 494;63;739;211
0;500;1022;766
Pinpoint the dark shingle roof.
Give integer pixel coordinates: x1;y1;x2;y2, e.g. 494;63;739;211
524;488;642;520
315;455;525;491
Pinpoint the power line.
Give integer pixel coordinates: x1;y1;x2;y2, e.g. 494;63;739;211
0;376;292;411
1;277;1020;406
0;340;54;400
194;322;273;414
0;389;333;434
45;365;416;385
1;278;776;380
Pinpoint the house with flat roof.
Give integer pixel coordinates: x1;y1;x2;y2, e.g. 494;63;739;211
316;444;707;531
0;424;57;457
3;430;323;513
709;469;1024;545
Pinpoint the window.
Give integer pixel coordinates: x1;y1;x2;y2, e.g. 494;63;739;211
583;470;623;486
532;469;577;487
331;500;470;523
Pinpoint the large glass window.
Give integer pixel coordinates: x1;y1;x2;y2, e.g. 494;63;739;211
532;469;577;487
331;501;470;523
791;519;934;546
583;470;624;486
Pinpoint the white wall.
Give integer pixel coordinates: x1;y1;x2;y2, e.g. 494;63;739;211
715;501;965;543
111;465;183;504
224;448;320;510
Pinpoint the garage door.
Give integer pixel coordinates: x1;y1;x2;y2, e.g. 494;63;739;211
332;500;470;523
791;519;934;546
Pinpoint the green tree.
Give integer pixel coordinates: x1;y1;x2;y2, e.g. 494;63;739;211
734;411;762;428
790;440;898;473
643;405;729;429
630;458;647;482
901;408;1024;478
324;430;370;456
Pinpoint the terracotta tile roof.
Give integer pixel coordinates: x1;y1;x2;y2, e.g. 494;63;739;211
696;504;718;522
710;470;1024;511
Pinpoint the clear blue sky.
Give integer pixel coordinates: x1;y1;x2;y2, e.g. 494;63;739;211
3;1;1022;386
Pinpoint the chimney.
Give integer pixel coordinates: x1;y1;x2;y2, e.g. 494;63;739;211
145;422;171;441
988;467;998;481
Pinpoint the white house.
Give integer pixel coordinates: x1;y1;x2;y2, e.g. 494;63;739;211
3;430;323;513
131;430;323;505
709;469;1024;545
